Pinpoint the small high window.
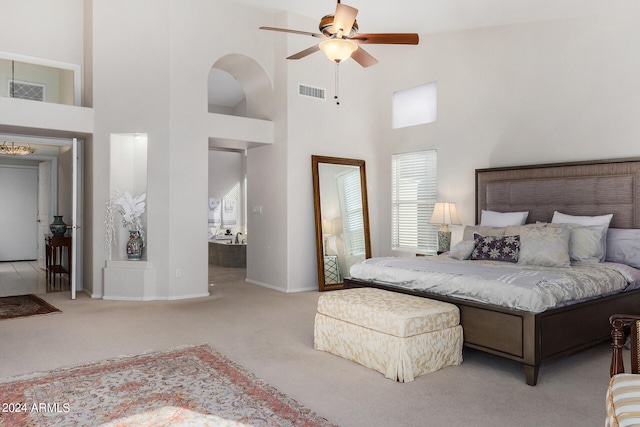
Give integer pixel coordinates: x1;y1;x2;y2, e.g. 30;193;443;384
392;81;437;129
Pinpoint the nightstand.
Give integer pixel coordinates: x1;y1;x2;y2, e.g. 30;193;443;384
324;255;341;284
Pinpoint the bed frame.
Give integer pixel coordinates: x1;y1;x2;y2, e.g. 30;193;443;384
345;157;640;385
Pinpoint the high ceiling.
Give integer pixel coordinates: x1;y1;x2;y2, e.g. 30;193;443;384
229;0;605;34
208;0;606;113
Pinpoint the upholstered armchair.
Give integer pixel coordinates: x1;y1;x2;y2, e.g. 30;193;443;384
607;314;640;427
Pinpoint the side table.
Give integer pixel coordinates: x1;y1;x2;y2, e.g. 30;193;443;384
46;235;72;291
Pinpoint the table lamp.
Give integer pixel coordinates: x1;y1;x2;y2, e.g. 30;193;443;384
429;202;461;253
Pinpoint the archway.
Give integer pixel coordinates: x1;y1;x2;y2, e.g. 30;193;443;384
208;54;274;121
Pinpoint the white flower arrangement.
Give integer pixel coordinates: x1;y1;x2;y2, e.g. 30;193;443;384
105;191;147;251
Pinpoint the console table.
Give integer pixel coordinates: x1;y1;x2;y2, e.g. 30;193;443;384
46;235;71;290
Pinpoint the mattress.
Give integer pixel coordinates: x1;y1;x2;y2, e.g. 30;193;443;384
349;256;640;313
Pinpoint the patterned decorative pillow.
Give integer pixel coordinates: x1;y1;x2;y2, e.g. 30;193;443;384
547;223;607;264
505;225;571;267
471;233;520;263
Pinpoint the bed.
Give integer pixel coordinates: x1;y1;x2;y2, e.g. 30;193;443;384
344;157;640;385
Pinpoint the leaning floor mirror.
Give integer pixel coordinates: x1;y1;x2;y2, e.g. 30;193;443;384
312;155;372;291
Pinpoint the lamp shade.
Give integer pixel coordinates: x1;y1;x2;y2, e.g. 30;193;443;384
322;219;333;236
429;202;461;225
319;38;358;63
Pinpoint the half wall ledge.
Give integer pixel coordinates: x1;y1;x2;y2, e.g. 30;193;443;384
103;260;156;301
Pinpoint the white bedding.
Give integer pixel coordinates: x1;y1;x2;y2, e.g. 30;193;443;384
349;256;638;313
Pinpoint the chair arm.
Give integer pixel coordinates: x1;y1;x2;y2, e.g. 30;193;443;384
610;314;640;377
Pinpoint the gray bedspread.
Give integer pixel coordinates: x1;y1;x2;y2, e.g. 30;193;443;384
349;256;635;313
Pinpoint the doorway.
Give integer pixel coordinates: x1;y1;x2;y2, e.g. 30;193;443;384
208;149;247;287
0;135;80;298
0;162;58;297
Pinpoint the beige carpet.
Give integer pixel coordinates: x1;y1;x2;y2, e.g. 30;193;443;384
0;267;620;426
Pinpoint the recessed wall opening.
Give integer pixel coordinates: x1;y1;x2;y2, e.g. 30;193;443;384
208;69;247;116
392;81;437;129
108;133;148;261
208;54;274;121
0;52;81;106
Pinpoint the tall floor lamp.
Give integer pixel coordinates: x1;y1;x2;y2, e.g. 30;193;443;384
429;202;461;253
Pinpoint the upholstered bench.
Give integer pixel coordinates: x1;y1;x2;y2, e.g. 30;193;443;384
314;287;463;382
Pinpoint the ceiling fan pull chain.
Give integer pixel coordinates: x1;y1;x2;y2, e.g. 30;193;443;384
334;62;340;105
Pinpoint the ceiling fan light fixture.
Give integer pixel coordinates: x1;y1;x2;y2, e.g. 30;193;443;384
319;38;358;63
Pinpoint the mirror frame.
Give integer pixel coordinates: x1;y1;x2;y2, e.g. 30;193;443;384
312;155;372;291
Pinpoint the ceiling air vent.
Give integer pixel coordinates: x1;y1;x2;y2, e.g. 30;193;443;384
298;84;325;101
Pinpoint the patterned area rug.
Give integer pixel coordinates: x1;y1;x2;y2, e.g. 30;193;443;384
0;294;60;320
0;344;336;427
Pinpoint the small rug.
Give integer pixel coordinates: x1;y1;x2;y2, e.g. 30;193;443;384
0;344;337;427
0;294;61;320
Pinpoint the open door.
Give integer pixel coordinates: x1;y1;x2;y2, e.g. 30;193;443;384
71;138;83;299
37;161;51;269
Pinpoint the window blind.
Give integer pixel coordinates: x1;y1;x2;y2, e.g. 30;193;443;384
391;150;438;254
337;169;365;256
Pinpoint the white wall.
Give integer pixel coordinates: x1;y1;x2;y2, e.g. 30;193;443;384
90;0;172;297
208;151;245;201
279;11;382;292
208;150;246;232
167;1;277;297
4;1;640;297
374;4;640;254
0;0;83;65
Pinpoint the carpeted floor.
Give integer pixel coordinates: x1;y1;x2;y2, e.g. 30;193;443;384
0;344;336;427
0;267;623;426
0;294;60;320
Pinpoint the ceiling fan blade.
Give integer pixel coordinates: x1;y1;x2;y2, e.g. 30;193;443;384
259;26;324;38
351;46;378;68
287;44;321;60
333;3;358;36
351;33;419;45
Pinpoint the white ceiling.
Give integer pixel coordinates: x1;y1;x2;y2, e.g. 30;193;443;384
228;0;606;34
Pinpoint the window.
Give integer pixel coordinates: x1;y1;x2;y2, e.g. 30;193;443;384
392;81;437;129
392;150;438;254
337;169;365;257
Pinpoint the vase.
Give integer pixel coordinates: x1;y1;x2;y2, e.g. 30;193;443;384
49;215;67;237
126;230;143;260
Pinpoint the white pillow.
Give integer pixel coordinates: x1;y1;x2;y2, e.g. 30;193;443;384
547;223;608;263
480;210;529;227
551;211;613;227
606;228;640;269
551;212;612;263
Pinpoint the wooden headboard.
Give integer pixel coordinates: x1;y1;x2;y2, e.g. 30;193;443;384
476;157;640;229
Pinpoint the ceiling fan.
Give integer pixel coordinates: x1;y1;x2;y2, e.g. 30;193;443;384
259;0;419;68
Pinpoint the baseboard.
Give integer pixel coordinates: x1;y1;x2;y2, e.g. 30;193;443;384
245;278;316;293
